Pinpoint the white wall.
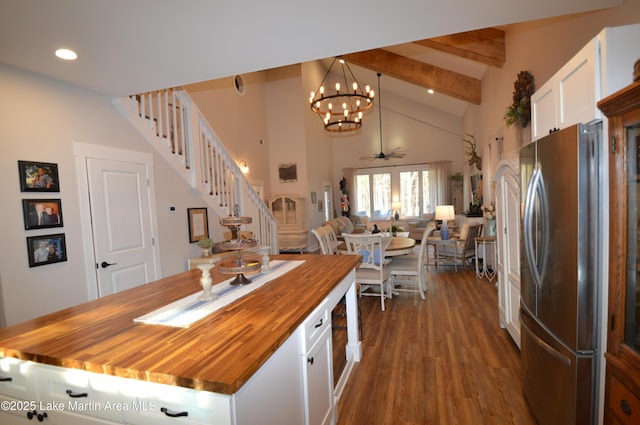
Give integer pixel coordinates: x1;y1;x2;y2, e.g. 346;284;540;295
0;65;211;326
301;61;335;230
184;73;272;201
465;3;640;203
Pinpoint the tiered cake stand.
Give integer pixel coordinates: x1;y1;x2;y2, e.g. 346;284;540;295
217;217;260;285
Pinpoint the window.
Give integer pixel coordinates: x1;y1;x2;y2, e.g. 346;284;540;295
355;175;371;216
372;173;391;217
399;171;419;216
323;184;332;222
354;162;450;218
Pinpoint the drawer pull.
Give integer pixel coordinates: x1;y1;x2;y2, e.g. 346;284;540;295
66;389;88;398
27;410;37;420
0;376;12;382
161;407;189;418
620;399;632;416
37;412;48;422
314;318;323;329
308;357;314;365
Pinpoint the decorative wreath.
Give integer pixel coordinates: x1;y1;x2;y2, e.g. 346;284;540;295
504;70;534;127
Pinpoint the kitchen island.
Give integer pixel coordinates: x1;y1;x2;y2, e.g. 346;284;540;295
0;254;361;425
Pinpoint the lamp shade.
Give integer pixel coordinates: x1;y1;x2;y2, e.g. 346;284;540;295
392;201;402;212
435;205;455;221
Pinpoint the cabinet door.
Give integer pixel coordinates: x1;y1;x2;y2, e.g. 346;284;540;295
121;380;232;425
0;394;37;424
36;365;126;423
0;358;37;402
495;160;521;348
496;176;508;329
599;81;640;425
556;39;600;129
303;327;334;425
531;78;557;141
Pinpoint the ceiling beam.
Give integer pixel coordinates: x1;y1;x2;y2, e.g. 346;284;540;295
412;28;506;68
344;49;481;105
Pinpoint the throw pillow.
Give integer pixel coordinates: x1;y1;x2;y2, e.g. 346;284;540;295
358;249;382;266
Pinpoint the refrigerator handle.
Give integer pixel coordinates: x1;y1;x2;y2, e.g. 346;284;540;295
523;168;550;286
536;170;550;281
523;169;542;287
521;317;572;366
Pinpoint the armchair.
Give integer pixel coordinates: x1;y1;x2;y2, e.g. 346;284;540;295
439;223;483;270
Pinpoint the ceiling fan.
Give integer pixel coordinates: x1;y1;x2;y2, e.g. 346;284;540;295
361;73;407;161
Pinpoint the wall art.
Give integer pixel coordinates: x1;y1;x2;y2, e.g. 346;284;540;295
18;160;60;192
187;207;209;243
26;233;67;267
278;163;297;183
22;198;63;230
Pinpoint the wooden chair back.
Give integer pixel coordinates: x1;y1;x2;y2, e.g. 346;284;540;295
311;225;339;255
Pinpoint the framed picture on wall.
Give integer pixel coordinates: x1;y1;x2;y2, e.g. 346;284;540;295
26;233;67;267
18;160;60;192
187;207;209;243
278;163;297;183
22;198;63;230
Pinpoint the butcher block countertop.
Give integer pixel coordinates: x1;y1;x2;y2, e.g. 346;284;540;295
0;254;360;395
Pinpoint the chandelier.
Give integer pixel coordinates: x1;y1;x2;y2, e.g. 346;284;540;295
309;56;375;133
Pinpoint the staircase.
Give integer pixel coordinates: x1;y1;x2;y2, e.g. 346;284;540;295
114;88;278;253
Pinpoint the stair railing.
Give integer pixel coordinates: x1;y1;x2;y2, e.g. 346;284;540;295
115;88;278;253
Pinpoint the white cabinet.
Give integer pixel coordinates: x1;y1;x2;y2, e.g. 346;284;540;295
36;364;127;423
301;300;334;425
531;23;640;141
0;357;42;424
124;379;233;425
269;194;308;252
494;157;521;348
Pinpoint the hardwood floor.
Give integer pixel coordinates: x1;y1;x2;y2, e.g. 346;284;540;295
333;268;536;425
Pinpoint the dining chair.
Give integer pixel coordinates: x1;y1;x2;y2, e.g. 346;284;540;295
312;225;364;337
342;233;392;311
387;227;432;300
311;225;339;255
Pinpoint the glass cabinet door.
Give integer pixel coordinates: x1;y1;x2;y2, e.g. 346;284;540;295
626;122;640;353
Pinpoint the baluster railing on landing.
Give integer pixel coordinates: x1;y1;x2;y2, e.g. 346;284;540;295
115;88;278;253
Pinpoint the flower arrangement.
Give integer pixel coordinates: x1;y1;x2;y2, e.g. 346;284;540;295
482;203;496;220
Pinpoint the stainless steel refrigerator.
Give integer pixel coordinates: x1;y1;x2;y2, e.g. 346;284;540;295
520;122;602;425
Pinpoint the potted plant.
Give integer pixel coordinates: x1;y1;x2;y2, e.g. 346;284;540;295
504;70;534;128
197;237;214;257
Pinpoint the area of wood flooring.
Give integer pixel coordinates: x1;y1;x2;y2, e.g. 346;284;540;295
333;268;537;425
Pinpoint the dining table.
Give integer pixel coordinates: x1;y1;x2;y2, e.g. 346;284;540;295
337;235;416;257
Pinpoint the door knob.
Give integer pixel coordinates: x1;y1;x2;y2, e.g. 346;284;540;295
100;261;116;268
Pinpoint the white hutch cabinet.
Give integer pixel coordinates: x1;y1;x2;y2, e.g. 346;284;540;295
269;194;308;252
494;157;521;348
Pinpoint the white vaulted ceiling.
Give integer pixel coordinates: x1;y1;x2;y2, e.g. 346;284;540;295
0;0;622;116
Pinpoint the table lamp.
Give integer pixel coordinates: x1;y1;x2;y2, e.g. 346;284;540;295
392;201;402;220
435;205;455;240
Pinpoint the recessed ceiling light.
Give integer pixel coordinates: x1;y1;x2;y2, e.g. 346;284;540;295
427;89;434;95
55;49;78;61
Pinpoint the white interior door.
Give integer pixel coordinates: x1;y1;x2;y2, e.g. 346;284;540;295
86;157;158;297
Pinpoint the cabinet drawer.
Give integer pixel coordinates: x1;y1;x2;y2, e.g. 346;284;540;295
0;394;38;423
607;373;640;424
0;357;36;402
301;300;330;353
121;379;232;425
35;365;126;423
